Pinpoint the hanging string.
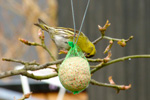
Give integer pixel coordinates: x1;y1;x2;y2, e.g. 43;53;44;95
71;0;91;44
75;0;91;44
71;0;76;43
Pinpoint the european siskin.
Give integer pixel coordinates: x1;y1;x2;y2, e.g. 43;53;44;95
34;19;96;57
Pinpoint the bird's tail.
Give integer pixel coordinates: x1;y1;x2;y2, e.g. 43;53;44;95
34;19;49;32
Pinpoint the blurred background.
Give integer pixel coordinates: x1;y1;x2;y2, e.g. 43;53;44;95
0;0;150;100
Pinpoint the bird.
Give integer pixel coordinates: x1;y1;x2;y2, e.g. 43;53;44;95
34;19;96;58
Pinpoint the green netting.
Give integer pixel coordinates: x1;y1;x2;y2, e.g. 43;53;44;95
58;41;91;94
66;41;85;58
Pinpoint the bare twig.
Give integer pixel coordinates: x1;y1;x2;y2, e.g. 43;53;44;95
0;58;63;79
2;58;39;65
87;58;103;62
92;36;103;44
41;44;56;61
91;54;150;73
1;55;150;79
104;40;113;54
98;20;111;35
103;36;133;42
90;62;104;68
17;92;32;100
19;37;56;61
2;57;105;65
0;66;58;80
38;29;56;61
92;20;111;44
93;35;133;45
22;72;58;80
24;59;63;71
90;78;131;93
93;20;133;47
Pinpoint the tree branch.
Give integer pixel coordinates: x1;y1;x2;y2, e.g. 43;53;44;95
0;66;58;79
91;55;150;74
0;69;26;79
19;30;57;61
2;58;39;65
16;92;32;100
92;36;103;44
0;59;63;79
93;35;133;45
90;78;131;93
87;58;103;62
1;55;150;79
22;72;58;80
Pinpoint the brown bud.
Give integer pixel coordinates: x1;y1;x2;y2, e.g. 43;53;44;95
24;92;32;98
124;84;131;90
117;39;126;47
129;36;134;39
38;29;45;40
98;25;103;30
19;38;30;45
19;38;37;46
98;25;106;35
103;57;111;63
108;76;115;85
109;40;113;44
104;20;111;28
104;40;113;54
104;45;111;54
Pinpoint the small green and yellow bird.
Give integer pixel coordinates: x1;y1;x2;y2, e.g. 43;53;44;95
34;19;96;57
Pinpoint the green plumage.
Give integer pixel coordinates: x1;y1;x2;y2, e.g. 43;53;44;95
34;19;96;57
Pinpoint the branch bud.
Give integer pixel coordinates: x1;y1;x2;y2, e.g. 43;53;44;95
104;40;113;54
38;29;45;40
108;76;115;85
24;92;32;98
19;38;37;46
126;35;134;42
98;20;111;36
98;25;106;35
117;39;126;47
103;51;112;62
104;20;111;29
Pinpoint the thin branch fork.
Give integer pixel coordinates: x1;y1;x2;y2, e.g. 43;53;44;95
1;54;150;79
0;58;63;79
93;20;133;47
90;76;131;93
0;20;149;94
91;54;150;74
15;92;32;100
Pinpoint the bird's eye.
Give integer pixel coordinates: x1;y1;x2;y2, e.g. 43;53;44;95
87;53;90;55
65;41;68;44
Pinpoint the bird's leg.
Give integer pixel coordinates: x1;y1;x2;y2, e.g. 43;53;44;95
59;50;68;54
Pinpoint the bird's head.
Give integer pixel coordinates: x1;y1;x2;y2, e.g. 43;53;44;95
85;42;96;58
